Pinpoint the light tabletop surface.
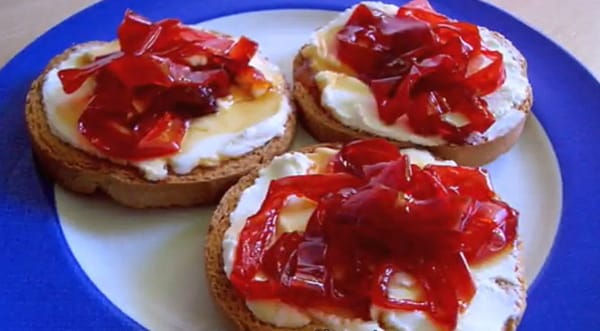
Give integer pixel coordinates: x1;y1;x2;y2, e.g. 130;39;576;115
0;0;599;78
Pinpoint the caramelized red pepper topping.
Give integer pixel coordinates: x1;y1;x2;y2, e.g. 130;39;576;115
231;139;518;330
58;11;269;160
335;0;506;143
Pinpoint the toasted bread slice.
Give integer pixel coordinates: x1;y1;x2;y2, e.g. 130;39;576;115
205;144;526;331
26;42;296;208
293;31;533;166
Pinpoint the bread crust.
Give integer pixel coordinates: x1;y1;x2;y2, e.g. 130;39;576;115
205;144;526;331
25;42;296;208
206;145;331;331
293;32;533;167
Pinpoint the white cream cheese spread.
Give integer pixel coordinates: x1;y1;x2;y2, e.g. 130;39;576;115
42;36;291;181
222;147;523;331
304;2;530;146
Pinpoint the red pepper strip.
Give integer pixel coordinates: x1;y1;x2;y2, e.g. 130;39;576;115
58;52;123;93
418;253;474;327
117;10;155;54
329;138;401;176
462;200;518;262
424;165;495;200
231;174;366;288
465;49;507;96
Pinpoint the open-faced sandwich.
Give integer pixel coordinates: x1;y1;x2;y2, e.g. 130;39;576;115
294;0;532;166
26;11;295;208
206;139;526;331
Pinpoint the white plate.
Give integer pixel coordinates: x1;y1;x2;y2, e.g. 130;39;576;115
56;9;562;331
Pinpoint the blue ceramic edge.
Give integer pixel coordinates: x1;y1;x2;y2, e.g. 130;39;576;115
0;0;598;330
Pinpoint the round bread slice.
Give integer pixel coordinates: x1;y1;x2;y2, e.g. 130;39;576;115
205;144;526;331
293;31;533;167
26;42;296;208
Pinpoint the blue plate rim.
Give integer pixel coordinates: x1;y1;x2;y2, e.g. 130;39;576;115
0;0;598;330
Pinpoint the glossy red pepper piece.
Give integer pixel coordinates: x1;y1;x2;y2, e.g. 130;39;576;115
329;138;401;176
